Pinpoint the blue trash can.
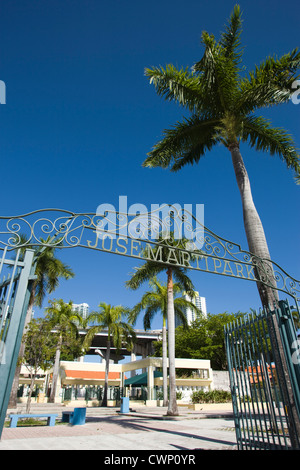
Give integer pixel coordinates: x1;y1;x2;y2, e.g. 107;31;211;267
120;397;130;413
70;407;86;425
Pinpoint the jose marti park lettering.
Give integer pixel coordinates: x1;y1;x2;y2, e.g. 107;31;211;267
87;231;256;282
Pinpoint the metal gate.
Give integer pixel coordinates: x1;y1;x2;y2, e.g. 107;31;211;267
0;247;35;438
225;300;300;450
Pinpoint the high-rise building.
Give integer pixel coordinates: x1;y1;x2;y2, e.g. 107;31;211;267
175;291;207;327
72;303;89;320
196;295;207;317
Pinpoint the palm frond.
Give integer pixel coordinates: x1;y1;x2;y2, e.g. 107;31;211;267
241;115;300;173
192;31;217;76
126;262;164;290
193;29;240;112
145;64;203;112
238;48;300;113
119;322;136;350
143;303;163;330
173;304;189;329
130;292;161;325
143;114;220;171
172;268;195;295
175;297;202;315
219;4;243;65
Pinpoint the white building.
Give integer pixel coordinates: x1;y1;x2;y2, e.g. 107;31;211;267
72;303;89;320
175;291;207;327
195;294;207;317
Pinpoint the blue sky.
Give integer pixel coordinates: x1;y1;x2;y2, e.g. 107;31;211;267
0;0;299;330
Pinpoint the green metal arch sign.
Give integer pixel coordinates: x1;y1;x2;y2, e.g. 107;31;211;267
0;207;299;304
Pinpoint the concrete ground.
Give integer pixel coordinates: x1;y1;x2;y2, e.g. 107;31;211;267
0;403;237;451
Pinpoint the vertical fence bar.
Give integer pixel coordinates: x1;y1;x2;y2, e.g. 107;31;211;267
0;249;35;439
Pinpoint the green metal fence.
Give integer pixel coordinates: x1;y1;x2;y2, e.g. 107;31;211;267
62;385;165;405
225;300;300;450
62;385;124;405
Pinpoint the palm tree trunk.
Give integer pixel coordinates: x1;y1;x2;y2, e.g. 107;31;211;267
230;144;300;448
102;339;111;407
49;335;62;403
166;268;178;416
8;286;36;408
162;316;168;407
230;144;278;306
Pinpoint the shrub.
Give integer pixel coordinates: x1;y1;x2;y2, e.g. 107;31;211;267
191;389;232;404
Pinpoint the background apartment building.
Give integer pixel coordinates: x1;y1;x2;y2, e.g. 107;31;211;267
175;291;207;328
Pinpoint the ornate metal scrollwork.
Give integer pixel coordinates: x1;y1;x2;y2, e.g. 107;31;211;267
0;207;299;303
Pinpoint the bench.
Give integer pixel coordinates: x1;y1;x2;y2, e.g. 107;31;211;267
8;413;58;428
61;407;86;425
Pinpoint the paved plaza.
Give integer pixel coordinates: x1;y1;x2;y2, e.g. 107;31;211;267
0;404;237;451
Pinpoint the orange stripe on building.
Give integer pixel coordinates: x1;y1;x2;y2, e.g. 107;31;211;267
64;370;120;380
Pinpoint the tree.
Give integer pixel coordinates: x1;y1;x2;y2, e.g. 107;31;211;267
143;5;300;436
22;318;55;413
83;303;136;407
9;237;75;407
129;277;200;406
143;5;300;309
45;299;82;403
173;313;244;370
126;238;195;415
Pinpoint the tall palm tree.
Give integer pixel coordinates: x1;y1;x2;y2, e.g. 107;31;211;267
126;238;195;416
83;303;136;407
8;237;75;407
130;277;200;406
143;4;300;439
143;4;300;309
45;299;82;403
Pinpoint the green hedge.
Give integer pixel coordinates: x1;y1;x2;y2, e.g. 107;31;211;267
191;389;232;404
